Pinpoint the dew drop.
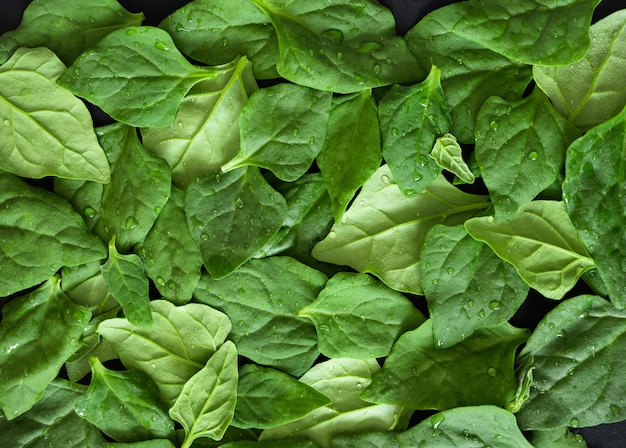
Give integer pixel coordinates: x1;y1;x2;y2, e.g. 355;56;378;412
292;128;299;136
381;174;391;184
569;418;580;428
373;63;382;74
487;367;497;377
83;207;97;219
527;151;539;161
200;233;209;241
489;121;499;131
357;41;384;53
321;28;344;43
154;206;162;214
155;40;170;51
125;216;138;230
309;136;316;144
337;51;344;60
126;28;137;35
222;37;229;46
430;413;445;430
467;300;474;307
235;198;244;208
447;267;455;274
477;309;486;318
611;404;621;416
89;16;96;24
305;65;312;72
2;119;10;127
432;278;439;285
73;68;81;76
320;324;330;333
489;300;501;310
156;277;166;286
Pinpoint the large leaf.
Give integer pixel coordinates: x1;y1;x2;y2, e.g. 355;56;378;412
421;224;529;348
475;89;581;221
74;358;174;442
0;172;107;297
252;0;423;93
362;320;529;410
465;201;595;300
517;295;626;430
141;57;257;189
562;105;626;309
58;26;219;127
0;0;143;65
170;341;239;448
193;256;327;376
0;278;91;419
160;0;279;79
312;165;490;294
534;9;626;130
0;47;110;182
299;272;424;359
97;300;231;406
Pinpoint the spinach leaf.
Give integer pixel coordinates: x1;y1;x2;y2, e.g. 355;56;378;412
330;432;400;448
252;0;423;93
421;224;529;348
223;83;332;181
465;201;595;300
74;358;174;442
518;295;626;430
528;427;589;448
58;26;219;127
534;9;626;131
378;66;449;196
169;341;239;447
312;165;490;294
562;104;626;309
362;320;528;410
0;278;91;419
299;272;424;359
430;133;475;184
160;0;279;79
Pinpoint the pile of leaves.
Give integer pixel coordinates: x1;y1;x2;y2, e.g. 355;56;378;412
1;0;625;446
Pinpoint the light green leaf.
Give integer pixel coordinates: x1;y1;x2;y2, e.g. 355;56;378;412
0;278;91;419
562;105;626;309
299;272;424;359
193;256;327;376
97;300;231;406
316;91;381;221
101;237;152;328
185;167;287;278
529;427;589;448
397;406;532;448
0;48;110;183
252;0;423;93
0;172;107;297
362;320;528;410
74;358;174;442
312;165;490;295
0;0;143;65
465;201;596;300
430;133;474;184
141;57;257;189
58;26;219;127
233;364;331;429
160;0;279;79
421;224;529;348
223;83;331;181
518;295;626;430
475;90;581;221
378;66;449;196
170;341;238;448
534;9;626;130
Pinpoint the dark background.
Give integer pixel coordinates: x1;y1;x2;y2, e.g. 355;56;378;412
2;0;626;446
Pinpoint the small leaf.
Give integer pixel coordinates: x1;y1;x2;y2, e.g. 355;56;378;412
430;133;474;184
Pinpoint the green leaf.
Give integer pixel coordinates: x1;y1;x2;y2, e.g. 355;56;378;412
74;358;174;442
98;124;171;252
97;300;231;406
528;427;589;448
141;57;257;189
170;341;238;448
193;256;327;376
0;48;111;183
223;83;332;181
58;26;218;127
0;0;144;65
160;0;279;79
518;295;626;430
252;0;423;93
430;133;475;184
299;272;424;359
362;320;528;410
465;201;596;300
101;237;152;328
378;66;449;196
475;90;581;221
233;364;331;429
421;224;529;348
404;2;532;143
562;105;626;309
221;440;319;448
0;172;107;297
0;278;91;419
136;188;203;305
534;10;626;131
397;406;532;448
330;432;400;448
102;441;176;448
185;167;287;278
312;165;490;294
316;91;381;221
